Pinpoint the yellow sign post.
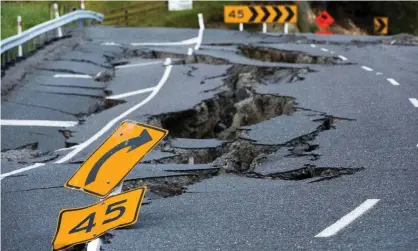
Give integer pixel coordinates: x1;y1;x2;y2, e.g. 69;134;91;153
65;120;168;198
52;186;147;251
52;120;168;250
374;17;388;35
224;5;297;24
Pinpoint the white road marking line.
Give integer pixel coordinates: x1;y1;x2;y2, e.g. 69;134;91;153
376;72;383;75
106;87;154;100
101;42;121;46
320;48;329;52
0;120;78;127
54;74;92;79
54;59;173;164
130;37;198;46
310;44;316;48
338;55;347;61
0;163;45;179
361;66;373;71
115;61;163;69
315;199;380;238
187;48;193;56
55;145;79;152
409;98;418;108
330;51;335;54
387;78;400;86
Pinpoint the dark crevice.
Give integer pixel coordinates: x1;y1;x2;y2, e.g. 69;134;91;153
34;67;86;75
5;185;63;193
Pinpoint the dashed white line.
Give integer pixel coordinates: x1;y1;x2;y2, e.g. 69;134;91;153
106;87;154;100
338;55;347;61
0;120;78;127
101;42;121;46
330;51;335;54
310;44;316;48
409;98;418;108
387;78;400;86
315;199;380;238
0;163;45;179
54;74;92;79
320;48;329;52
115;61;163;69
361;66;373;72
376;72;383;75
54;59;173;164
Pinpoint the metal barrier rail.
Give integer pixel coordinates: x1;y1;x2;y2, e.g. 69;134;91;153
0;9;104;75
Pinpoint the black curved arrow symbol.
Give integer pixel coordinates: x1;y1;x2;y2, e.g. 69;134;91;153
261;6;270;22
285;6;294;22
273;6;282;22
249;6;258;22
84;130;153;186
377;18;386;33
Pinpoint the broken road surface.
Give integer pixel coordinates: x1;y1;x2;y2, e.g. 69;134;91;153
1;27;418;251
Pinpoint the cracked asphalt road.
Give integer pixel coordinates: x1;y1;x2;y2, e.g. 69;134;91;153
1;26;417;251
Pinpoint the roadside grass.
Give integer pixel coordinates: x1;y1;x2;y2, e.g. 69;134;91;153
86;1;262;31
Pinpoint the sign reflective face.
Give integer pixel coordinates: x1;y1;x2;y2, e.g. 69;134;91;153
65;120;168;198
374;17;388;35
52;186;147;251
224;5;297;24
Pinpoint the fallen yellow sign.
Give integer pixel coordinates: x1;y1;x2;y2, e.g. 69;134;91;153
52;186;147;251
65;120;167;198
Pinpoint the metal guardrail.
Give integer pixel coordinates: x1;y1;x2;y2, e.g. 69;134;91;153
0;9;104;76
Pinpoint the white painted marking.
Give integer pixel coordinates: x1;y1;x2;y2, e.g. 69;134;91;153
0;120;78;127
409;98;418;108
54;145;78;152
361;66;373;71
194;13;204;51
0;163;45;179
330;51;335;54
338;55;347;61
315;199;380;238
376;72;383;75
54;60;173;164
115;61;162;69
101;42;121;46
54;74;92;79
106;87;154;100
130;37;198;46
187;48;193;56
387;78;400;86
320;48;329;52
310;44;316;48
87;236;103;251
164;58;172;66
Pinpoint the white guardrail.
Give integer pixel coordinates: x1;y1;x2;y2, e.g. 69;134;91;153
0;7;104;75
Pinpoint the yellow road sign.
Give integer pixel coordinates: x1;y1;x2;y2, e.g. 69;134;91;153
224;5;297;24
65;120;167;198
52;186;147;251
374;17;388;35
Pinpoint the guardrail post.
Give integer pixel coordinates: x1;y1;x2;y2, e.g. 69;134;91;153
284;23;289;34
262;23;267;33
239;23;243;32
81;0;85;10
17;16;23;57
53;3;63;38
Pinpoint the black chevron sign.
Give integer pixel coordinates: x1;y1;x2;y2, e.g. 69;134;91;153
374;17;388;35
224;5;298;24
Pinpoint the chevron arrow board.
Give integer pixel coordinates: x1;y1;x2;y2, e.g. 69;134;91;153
224;5;298;24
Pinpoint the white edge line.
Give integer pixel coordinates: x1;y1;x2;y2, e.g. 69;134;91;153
0;120;78;127
315;199;380;238
310;44;316;48
409;98;418;108
338;55;347;61
115;61;163;69
0;163;45;179
387;78;400;86
361;66;373;71
106;87;155;100
54;74;92;79
55;145;79;152
54;59;173;164
187;48;193;56
130;37;198;46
